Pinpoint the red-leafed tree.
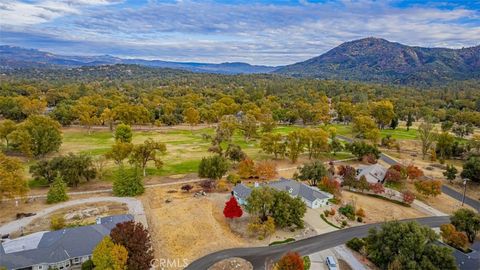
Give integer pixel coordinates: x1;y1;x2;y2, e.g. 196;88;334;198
110;221;154;270
402;190;415;204
223;196;243;219
369;183;385;194
276;251;304;270
406;164;424;180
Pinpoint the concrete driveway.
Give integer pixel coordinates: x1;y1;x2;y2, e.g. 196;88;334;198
304;207;338;234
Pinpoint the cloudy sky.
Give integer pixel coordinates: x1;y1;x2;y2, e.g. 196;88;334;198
0;0;479;65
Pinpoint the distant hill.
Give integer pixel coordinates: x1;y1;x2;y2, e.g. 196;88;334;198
274;37;480;85
0;46;276;74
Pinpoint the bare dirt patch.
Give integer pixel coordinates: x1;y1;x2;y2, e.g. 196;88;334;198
342;191;427;223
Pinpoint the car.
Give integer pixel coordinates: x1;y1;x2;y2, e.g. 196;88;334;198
326;256;338;270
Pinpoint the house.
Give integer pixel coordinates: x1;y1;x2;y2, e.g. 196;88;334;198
0;214;133;270
233;178;333;209
356;163;387;184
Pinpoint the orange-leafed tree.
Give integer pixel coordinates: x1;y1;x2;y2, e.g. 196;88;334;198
402;190;415;204
414;180;442;198
406;164;424;180
254;160;277;180
369;183;385;194
276;251;304;270
238;158;255;179
223;196;243;219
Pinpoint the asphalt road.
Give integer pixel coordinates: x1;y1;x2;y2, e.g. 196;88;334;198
185;216;449;270
442;185;480;213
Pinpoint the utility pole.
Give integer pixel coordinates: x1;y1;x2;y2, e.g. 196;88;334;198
462;178;469;206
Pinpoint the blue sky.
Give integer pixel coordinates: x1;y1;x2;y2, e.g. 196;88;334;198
0;0;479;65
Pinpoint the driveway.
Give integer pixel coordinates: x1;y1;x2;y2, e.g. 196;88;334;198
0;196;146;236
303;207;337;234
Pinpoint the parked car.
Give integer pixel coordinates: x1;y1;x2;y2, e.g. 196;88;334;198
326;256;338;270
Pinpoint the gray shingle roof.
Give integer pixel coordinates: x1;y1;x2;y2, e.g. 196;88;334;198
233;178;332;203
357;164;387;183
0;214;133;269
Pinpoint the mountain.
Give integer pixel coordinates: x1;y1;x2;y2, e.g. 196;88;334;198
274;37;480;85
0;46;276;74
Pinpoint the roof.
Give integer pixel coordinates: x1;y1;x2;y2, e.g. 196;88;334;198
357;163;387;184
233;178;332;203
0;214;133;269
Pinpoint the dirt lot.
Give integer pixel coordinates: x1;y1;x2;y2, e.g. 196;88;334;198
0;192;113;226
11;201;128;237
342;191;427;223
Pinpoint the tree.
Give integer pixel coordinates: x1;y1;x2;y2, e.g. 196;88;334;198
461;156;480;183
318;176;341;196
237;158;256;179
352;115;380;143
46;176;69;204
110;221;154;270
418;121;436;159
440;224;469;251
50;215;66;230
223;196;243;219
30;153;96;187
294;161;328;186
73;103;99;134
254;160;277;180
0;119;16;149
115;124;133;143
443;164;458;182
105;142;133;166
224;144;246;163
365;221;456;270
414;180;442;198
260;113;276;133
240;114;257;141
184;107;200;130
245;186;275;221
0;153;28;201
451;208;480;243
113;167;144;197
369;183;385;194
100;107;115;131
390;116;399;129
406;113;414;131
92;236;128;270
436;132;454;162
301;128;329;159
371;100;395;129
285;131;304;163
260;133;285;159
9;115;62;157
346;141;380;161
271;191;306;228
247;216;275;239
402;190;415;204
406;164;423;180
198;155;229;180
276;252;304;270
129;139;167;176
384;165;407;183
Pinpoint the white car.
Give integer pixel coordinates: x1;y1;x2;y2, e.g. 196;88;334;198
326;256;338;270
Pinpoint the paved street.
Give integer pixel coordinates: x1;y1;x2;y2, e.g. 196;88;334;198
185;216;449;269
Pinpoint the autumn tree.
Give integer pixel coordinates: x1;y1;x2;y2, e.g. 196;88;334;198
73;102;99;134
198;155;229;180
418;121;436;159
301;128;329;159
285;130;304;163
346;141;380;161
9;115;62;157
260;133;285;159
46;176;69;204
184;107;200;130
276;252;304;270
100;107;115;131
129;138;167;176
406;164;424;180
0;119;16;149
240;114;257;141
294;160;328;186
0;153;28;201
237;158;255;179
115;123;133;143
105;142;133;166
369;183;385;194
245;186;275;221
92;236;128;270
451;208;480;243
352;115;380;143
414;180;442;198
260;113;276;133
318;176;340;196
402;190;415;204
223;196;243;219
436;132;454;162
254;160;277;180
440;224;469;251
370;100;395;129
110;221;154;270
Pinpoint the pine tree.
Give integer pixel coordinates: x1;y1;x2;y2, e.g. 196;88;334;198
223;196;243;219
46;176;68;204
113;167;144;197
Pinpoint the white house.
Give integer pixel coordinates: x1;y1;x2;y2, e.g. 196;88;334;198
233;178;333;209
356;163;387;184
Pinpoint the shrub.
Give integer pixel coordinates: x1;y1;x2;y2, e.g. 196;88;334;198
324;210;330;217
217;179;229;191
50;215;66;230
369;183;385;194
414;180;442;198
276;252;304;270
200;179;216;191
402;190;415;204
357;216;363;222
341;220;348;227
226;173;241;185
181;184;193;192
329;208;336;216
81;260;94;270
247;217;275;239
346;237;365;252
339;204;356;220
303;256;311;270
356;208;366;218
328;197;341;205
269;238;295;246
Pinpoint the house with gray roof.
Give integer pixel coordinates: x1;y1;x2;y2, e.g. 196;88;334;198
356;163;387;184
233;178;333;209
0;214;133;270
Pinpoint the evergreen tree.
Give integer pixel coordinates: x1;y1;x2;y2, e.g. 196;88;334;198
113;167;144;197
46;176;69;204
